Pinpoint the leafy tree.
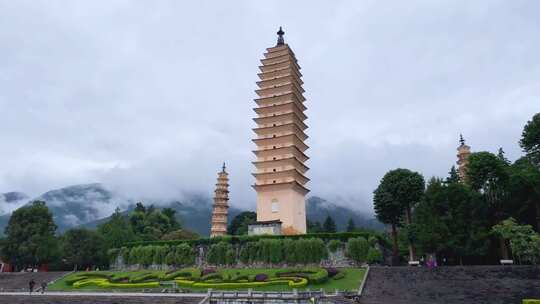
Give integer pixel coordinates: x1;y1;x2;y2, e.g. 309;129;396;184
497;147;510;165
367;247;383;264
373;169;424;263
165;250;176;265
328;240;342;253
347;237;369;263
307;220;323;233
467;152;511;258
323;216;337;233
174;243;195;266
62;228;107;270
520;113;540;167
492;218;540;264
413;179;490;264
206;241;234;265
161;229;199;240
127;202;184;241
346;218;356;232
1;201;59;269
161;208;181;231
446;166;460;184
508;157;540;231
98;208;137;250
227;211;256;235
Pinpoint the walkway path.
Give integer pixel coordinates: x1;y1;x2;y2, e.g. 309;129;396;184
0;291;205;304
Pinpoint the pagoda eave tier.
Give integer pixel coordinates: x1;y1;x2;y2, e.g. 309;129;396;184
252;134;309;151
260;51;298;64
252;181;309;195
256;74;304;89
253;112;307;127
254;131;308;143
252;157;309;173
255;83;305;98
263;47;294;59
255;107;307;122
252;168;310;184
253;123;307;137
258;66;303;80
254;92;305;106
253;103;307;118
252;145;309;162
258;60;301;74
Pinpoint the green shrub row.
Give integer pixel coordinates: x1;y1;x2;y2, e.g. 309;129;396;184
239;239;327;265
112;244;195;266
73;278;159;289
124;231;380;248
113;236;382;267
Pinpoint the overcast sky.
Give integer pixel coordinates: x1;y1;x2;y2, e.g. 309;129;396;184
0;1;539;212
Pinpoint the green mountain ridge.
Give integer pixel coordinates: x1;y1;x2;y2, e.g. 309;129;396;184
0;184;382;236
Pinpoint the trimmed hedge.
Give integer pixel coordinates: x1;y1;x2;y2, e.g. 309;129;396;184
162;268;201;281
276;268;328;284
130;273;159;283
123;231;381;248
73;278;159;289
180;277;309;289
523;301;540;304
333;272;346;280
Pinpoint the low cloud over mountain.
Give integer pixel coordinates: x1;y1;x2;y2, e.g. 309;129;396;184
0;183;380;236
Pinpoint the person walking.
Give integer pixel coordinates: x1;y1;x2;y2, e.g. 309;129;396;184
40;281;47;294
28;279;35;294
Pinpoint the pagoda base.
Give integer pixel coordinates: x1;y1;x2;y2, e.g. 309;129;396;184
248;220;282;236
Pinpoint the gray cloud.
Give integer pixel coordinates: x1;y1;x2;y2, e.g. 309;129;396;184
1;1;539;212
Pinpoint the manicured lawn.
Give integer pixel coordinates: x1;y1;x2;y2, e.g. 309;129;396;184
49;268;366;292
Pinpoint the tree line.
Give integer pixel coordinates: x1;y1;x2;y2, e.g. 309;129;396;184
0;201;198;270
374;113;540;265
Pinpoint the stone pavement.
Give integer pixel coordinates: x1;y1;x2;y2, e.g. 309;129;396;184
360;265;540;304
0;292;206;304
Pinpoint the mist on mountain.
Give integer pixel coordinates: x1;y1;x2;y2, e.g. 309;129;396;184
0;183;381;236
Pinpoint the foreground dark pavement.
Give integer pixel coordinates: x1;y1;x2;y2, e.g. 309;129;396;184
0;294;204;304
0;272;69;292
360;265;540;304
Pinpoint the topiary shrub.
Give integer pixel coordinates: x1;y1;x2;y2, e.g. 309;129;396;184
202;268;216;276
325;267;339;278
328;240;342;253
254;274;268;282
333;272;346;280
201;272;223;282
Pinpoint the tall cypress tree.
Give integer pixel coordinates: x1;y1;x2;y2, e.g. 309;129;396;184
323;215;337;233
346;218;356;232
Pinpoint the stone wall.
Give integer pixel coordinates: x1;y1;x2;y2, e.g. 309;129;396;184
112;244;358;270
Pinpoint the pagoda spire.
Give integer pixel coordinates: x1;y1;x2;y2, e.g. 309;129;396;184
276;26;285;46
210;163;230;237
456;134;471;182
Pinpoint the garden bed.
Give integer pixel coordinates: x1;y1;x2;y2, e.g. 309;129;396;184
47;267;366;292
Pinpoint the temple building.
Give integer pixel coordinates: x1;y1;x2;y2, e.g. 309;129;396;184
250;27;309;235
210;163;230;237
456;134;471;182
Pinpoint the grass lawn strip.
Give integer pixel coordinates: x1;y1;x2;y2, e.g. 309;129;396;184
48;267;366;292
